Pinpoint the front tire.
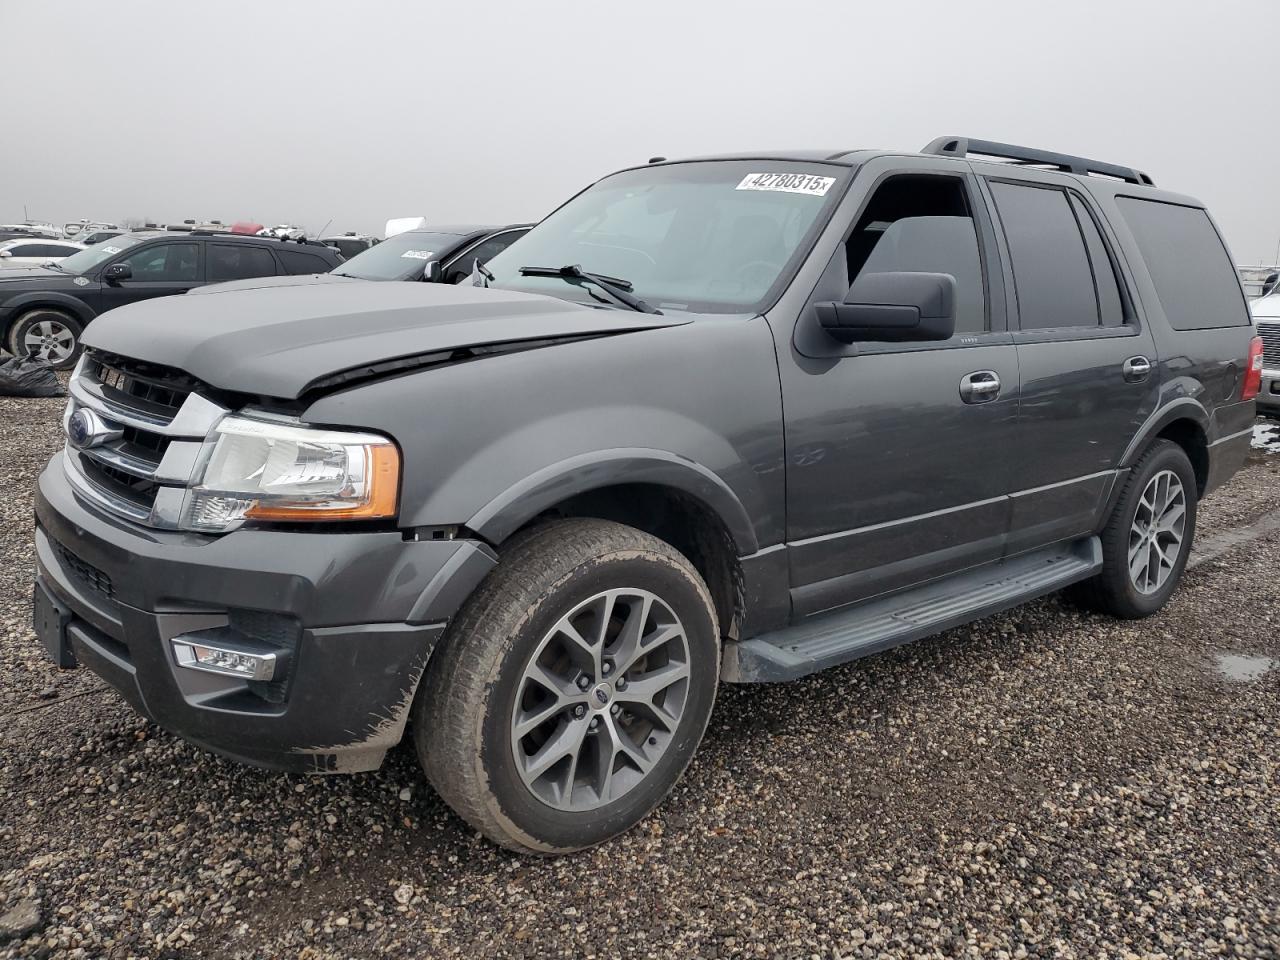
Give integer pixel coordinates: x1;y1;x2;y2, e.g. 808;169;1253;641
414;518;720;854
8;309;83;369
1073;439;1197;618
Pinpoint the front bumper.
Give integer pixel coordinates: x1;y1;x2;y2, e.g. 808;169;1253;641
33;453;496;773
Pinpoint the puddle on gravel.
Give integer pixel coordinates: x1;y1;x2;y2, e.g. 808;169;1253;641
1251;422;1280;453
1212;652;1277;681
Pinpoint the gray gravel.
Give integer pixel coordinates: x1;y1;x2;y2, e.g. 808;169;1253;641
2;389;1279;959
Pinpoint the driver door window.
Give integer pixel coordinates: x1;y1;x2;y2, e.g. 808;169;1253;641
119;242;201;282
842;175;988;334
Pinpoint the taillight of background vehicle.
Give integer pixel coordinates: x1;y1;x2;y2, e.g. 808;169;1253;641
1243;335;1263;400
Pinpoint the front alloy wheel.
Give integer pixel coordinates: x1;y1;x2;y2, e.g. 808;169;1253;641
415;519;720;853
511;588;691;811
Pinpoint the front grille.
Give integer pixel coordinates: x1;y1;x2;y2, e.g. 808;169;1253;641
89;354;197;416
1258;322;1280;369
53;540;114;600
62;349;229;528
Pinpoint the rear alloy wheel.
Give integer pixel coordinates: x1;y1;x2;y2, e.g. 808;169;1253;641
1127;469;1186;595
9;309;83;369
415;518;720;853
1071;439;1197;618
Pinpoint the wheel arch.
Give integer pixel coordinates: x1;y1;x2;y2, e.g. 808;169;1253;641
1120;399;1210;496
467;452;757;641
2;293;94;342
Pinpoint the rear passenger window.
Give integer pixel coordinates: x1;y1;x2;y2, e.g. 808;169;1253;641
1116;197;1250;330
208;244;277;281
277;249;334;274
1069;194;1126;327
990;182;1098;329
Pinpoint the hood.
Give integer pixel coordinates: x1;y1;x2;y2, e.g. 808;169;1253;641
82;280;689;399
188;273;356;295
0;266;74;284
1251;294;1280;322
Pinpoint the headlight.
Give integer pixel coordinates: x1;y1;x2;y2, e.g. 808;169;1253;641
185;415;399;531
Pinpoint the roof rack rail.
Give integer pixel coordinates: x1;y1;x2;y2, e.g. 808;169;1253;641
922;136;1154;186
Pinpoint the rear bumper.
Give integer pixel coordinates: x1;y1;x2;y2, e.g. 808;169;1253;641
34;453;496;773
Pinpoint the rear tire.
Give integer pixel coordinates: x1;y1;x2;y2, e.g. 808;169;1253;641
1071;439;1197;618
414;518;720;854
8;309;83;369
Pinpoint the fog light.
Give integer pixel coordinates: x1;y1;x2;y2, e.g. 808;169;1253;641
171;638;278;681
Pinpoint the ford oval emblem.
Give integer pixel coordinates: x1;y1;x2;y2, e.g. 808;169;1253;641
67;409;116;449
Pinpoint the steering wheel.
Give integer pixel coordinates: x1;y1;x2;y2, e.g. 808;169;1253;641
734;259;780;287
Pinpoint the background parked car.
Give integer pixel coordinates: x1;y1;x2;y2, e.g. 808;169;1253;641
0;230;343;367
0;222;61;241
1251;289;1280;415
334;224;529;283
63;220;119;241
320;232;379;259
0;238;85;267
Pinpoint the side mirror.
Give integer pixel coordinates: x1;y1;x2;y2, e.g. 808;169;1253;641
0;251;10;258
103;263;132;284
423;260;442;283
816;272;956;344
1263;273;1279;298
83;236;100;245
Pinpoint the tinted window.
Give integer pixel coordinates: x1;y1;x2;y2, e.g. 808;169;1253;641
444;230;527;283
1069;194;1125;327
34;244;74;257
990;182;1098;329
119;242;200;282
277;248;335;275
1116;197;1249;330
208;244;277;281
7;244;42;257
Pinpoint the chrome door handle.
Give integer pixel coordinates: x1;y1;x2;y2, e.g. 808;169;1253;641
1123;355;1152;382
959;370;1001;404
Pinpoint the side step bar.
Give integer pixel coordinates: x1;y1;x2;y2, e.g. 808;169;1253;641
722;538;1102;683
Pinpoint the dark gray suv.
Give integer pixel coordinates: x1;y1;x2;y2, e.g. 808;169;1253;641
32;137;1260;853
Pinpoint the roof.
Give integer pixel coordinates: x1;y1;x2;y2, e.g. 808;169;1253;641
647;137;1158;188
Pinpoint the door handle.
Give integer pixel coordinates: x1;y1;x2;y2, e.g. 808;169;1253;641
959;370;1001;404
1122;355;1152;382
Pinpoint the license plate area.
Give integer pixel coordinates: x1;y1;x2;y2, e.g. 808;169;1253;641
33;581;76;668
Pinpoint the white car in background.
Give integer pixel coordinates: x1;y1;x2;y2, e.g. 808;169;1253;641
0;238;85;267
1250;290;1280;415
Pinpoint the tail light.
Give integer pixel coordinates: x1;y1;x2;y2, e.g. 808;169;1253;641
1243;335;1263;401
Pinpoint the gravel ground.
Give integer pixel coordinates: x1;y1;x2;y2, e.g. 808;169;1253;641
2;389;1279;959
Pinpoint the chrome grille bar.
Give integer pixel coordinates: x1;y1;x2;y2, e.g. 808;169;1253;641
61;351;228;529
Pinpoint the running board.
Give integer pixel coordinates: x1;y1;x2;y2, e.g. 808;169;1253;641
722;537;1102;683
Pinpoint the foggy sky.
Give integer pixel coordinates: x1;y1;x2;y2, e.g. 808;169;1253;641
4;0;1277;262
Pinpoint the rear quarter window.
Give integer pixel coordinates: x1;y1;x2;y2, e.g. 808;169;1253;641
1116;197;1249;330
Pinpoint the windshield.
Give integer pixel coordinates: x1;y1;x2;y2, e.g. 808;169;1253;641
55;235;144;275
482;161;846;313
332;232;462;280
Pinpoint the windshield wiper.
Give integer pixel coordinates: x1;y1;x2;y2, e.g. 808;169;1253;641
519;264;661;314
42;262;64;273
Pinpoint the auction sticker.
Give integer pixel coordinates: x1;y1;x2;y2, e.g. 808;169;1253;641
401;250;434;260
736;173;836;197
101;245;121;254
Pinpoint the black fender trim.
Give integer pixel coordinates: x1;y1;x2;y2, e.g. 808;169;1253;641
1118;397;1210;469
465;447;760;556
0;292;95;339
